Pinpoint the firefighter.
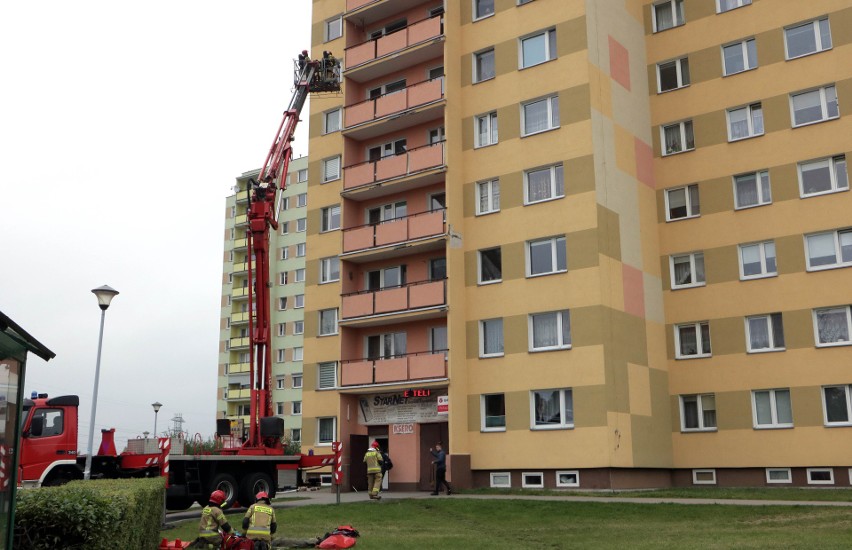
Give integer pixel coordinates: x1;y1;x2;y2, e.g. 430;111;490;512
363;440;384;500
192;490;232;548
243;491;277;550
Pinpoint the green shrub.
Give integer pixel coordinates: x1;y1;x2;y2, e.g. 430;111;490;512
14;477;164;550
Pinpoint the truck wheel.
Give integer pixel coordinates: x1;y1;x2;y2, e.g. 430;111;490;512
239;472;274;505
209;473;238;507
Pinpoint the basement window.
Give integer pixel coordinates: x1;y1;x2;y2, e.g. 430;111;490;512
692;469;717;485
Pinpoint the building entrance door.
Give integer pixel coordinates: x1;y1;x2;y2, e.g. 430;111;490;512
349;434;368;491
418;422;449;491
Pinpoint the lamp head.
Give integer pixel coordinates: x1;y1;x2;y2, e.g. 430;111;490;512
91;285;119;311
152;401;162;413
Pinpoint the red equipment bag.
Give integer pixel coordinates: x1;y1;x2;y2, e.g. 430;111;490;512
222;533;254;550
316;525;359;549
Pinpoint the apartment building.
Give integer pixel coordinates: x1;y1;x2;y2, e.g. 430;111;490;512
218;156;309;444
301;0;852;490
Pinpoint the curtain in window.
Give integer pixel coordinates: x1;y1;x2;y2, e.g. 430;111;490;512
736;173;758;206
700;323;711;354
701;394;716;427
682;396;699;428
758;171;771;202
834;156;848;189
534;390;560;425
562;390;573;424
478;117;490;146
723;44;744;74
393;332;407;356
751;105;764;135
320;311;336;335
491;181;500;210
561;311;571;347
729;108;749;139
793;90;823;125
524;100;549;134
478;183;490;213
664;124;683;154
679;325;697;355
527;167;551;201
807;233;837;266
817;309;850;343
741;244;761;276
480;249;502;281
655;2;673;30
532;312;559;348
688;184;700;215
824;387;849;423
775;390;792;424
840;231;852;263
483;319;503;354
694;253;705;282
319;419;334;442
754;391;772;424
748;317;770;349
673;256;692;285
550;97;560;127
668;188;686;217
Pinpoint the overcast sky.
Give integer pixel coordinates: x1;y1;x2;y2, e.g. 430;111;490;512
1;0;312;452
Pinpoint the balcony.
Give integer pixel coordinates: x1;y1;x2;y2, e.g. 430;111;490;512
230;311;255;325
232;260;256;275
225;388;250;400
342;209;446;261
340;350;447;387
233;238;248;250
227;362;250;374
235;214;248;227
341;279;446;324
231;287;250;300
229;337;250;350
343;142;445;199
344;17;443;83
344;78;444;141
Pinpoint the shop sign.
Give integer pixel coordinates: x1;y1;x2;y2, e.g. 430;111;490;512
437;395;449;415
392;423;415;435
358;392;447;426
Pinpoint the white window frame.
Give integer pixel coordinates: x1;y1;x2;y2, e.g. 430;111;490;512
278;297;287;311
324;16;342;42
733;170;771;209
523;164;564;204
477;247;502;285
319;308;339;336
525;236;567;277
555;471;580;488
807;468;835;485
292;346;304;361
297;168;308;183
679;393;717;432
721;38;757;76
317;417;336;445
277;323;286;337
784;18;832;60
294;294;305;309
323;108;342;134
479;318;504;358
297;193;307;208
528;310;571;352
812;306;852;348
727;103;764;141
822;385;852;426
292;401;302;416
521;95;560;137
674;322;712;359
805;229;852;271
530;388;573;430
519;28;556;69
318;362;337;390
798;155;848;198
321;205;341;232
473;0;495;21
790;85;839;128
293;320;304;335
291;428;301;443
276;377;286;390
669;252;705;289
656;57;690;93
480;393;506;432
473;48;495;83
320;257;341;284
322;156;341;183
296;218;307;233
276;349;285;363
521;472;544;489
474;111;498;148
652;0;685;33
276;403;285;415
692;469;717;485
296;242;306;256
660;120;695;156
738;241;777;280
294;268;305;283
751;388;793;429
281;247;289;260
745;314;785;353
476;179;500;215
664;184;700;221
292;374;303;389
280;221;289;235
490;472;511;488
279;197;289;211
765;468;792;484
716;0;751;13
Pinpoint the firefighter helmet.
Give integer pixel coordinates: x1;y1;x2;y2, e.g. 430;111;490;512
209;490;226;505
256;491;269;501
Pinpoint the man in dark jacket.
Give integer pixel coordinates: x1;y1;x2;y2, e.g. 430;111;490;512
429;442;452;495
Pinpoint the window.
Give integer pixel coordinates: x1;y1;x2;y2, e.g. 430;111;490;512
293;320;304;335
320;257;340;283
323;108;341;134
276;349;285;363
739;241;777;279
791;85;839;127
296;243;306;257
665;184;700;220
319;309;338;336
657;57;690;92
479;318;504;357
521;95;559;136
734;170;771;209
297;169;308;183
661;120;694;155
529;310;571;351
478;247;502;284
556;471;579;488
429;258;446;281
292;401;302;415
652;0;684;32
276;403;285;415
481;394;506;431
526;236;567;276
722;39;757;76
746;313;785;352
798;155;848;197
490;472;511;488
717;0;751;13
807;468;835;485
322;156;341;183
476;179;500;215
292;374;303;389
325;16;342;42
692;470;717;485
475;112;498;147
294;268;305;283
520;28;556;69
524;164;564;204
280;222;289;235
822;385;852;425
297;193;307;208
279;272;288;285
785;18;831;60
278;297;288;310
813;306;852;347
522;473;544;488
752;388;793;428
670;252;705;289
806;229;852;270
474;49;495;83
276;377;285;390
297;218;307;233
727;103;763;141
473;0;494;20
292;346;303;361
277;323;286;337
675;322;711;358
766;468;792;484
291;428;301;443
531;388;573;429
318;362;337;389
280;197;290;211
281;247;289;260
317;417;336;444
680;394;717;431
321;205;341;232
366;332;407;359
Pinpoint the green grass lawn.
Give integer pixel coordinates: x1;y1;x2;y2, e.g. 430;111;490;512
462;486;852;502
162;497;852;549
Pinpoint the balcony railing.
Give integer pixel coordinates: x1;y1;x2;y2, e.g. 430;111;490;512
232;260;256;274
342;209;445;254
345;16;442;70
227;362;250;374
229;311;255;325
344;142;445;191
235;214;248;226
345;77;443;128
236;190;249;203
229;337;250;349
340;350;447;387
342;278;446;320
232;287;249;299
233;238;248;250
224;388;250;400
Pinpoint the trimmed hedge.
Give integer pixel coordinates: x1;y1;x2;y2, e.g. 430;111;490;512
14;477;164;550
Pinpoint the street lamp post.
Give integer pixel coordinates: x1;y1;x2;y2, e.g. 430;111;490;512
83;285;119;481
152;402;162;438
